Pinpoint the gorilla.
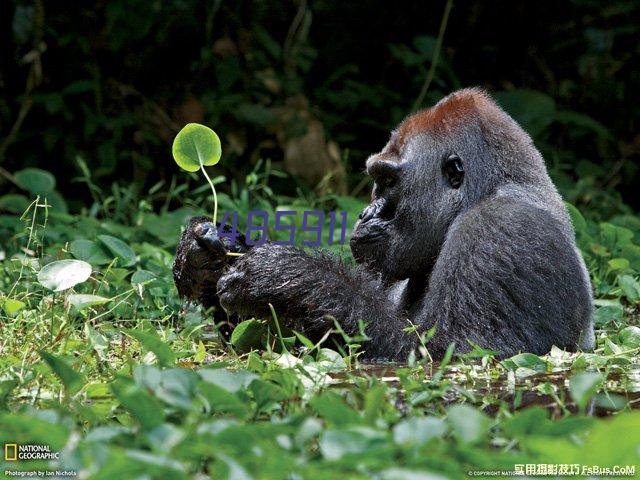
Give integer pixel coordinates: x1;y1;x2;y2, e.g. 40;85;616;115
174;88;595;361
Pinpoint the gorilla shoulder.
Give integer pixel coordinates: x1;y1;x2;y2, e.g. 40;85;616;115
423;192;593;357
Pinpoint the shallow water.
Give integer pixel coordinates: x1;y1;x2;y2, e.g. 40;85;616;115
333;362;640;417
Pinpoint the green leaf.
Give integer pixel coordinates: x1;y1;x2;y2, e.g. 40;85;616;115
319;427;387;461
310;391;362;426
607;258;629;271
570;372;603;411
98;235;136;267
194;340;206;363
447;404;489;445
619;326;640;348
37;259;92;292
126;329;176;367
393;417;447;445
131;269;156;285
111;377;165;429
594;304;624;326
172;123;221;172
70;239;112;266
197;382;248;417
0;412;70;450
39;351;85;394
67;294;110;310
2;298;26;316
230;319;266;352
14;167;56;195
0;194;30;213
565;202;587;233
617;275;640;303
198;368;258;393
502;352;549;372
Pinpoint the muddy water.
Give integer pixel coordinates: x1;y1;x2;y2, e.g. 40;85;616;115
332;363;640;417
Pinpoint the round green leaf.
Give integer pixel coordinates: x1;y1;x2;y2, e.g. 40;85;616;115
172;123;221;172
14;168;56;195
37;259;92;292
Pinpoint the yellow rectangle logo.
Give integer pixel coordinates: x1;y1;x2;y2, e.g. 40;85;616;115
4;443;18;461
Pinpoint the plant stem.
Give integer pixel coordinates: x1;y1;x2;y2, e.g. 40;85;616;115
411;0;453;113
200;164;244;257
200;164;218;224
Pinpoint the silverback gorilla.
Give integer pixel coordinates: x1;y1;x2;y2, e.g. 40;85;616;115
173;88;595;360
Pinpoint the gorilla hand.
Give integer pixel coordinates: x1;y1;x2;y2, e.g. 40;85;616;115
173;216;249;309
216;244;301;318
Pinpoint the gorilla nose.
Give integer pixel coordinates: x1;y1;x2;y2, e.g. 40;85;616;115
194;222;226;254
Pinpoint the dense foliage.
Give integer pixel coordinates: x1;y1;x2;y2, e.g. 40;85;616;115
1;1;639;478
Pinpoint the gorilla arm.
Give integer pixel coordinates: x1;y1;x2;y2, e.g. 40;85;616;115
216;244;416;360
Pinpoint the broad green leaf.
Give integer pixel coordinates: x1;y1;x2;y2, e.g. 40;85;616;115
502;352;549;372
172;123;221;172
565;202;586;233
607;258;629;271
310;391;362;426
194;340;206;363
447;404;489;445
0;193;30;213
197;382;248;417
67;294;110;310
198;368;258;393
98;235;136;267
2;298;26;316
0;412;70;449
594;304;624;326
37;259;92;292
14;167;56;195
134;367;199;411
570;372;603;411
39;351;85;394
131;269;156;285
126;329;176;367
70;239;112;265
230;319;266;352
319;427;387;461
393;417;447;445
111;377;165;429
619;326;640;348
617;275;640;302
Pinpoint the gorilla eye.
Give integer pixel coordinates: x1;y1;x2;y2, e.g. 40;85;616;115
442;154;464;189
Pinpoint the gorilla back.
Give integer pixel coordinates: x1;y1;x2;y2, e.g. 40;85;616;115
174;88;595;360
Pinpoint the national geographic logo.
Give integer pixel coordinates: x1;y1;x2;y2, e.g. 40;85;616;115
3;443;60;461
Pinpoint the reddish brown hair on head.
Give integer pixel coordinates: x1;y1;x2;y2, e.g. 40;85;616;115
397;88;498;147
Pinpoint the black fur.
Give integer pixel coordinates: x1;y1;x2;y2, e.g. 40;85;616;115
173;88;594;360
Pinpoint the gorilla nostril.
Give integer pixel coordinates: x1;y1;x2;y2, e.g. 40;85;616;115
194;222;215;238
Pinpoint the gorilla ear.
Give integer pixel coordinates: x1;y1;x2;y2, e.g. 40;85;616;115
442;154;464;189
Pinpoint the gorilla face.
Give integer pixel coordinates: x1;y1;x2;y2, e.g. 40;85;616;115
350;130;466;280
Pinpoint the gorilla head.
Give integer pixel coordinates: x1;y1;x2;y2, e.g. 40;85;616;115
350;88;558;280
